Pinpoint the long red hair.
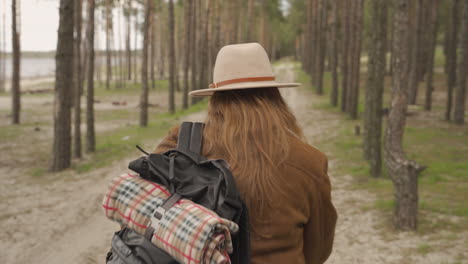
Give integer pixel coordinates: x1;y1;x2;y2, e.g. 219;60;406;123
202;88;304;222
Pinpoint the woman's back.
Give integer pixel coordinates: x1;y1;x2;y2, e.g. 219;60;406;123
154;88;337;264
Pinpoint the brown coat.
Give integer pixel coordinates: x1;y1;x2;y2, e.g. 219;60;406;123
154;125;337;264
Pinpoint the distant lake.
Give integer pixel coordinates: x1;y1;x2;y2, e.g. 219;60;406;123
4;57;55;79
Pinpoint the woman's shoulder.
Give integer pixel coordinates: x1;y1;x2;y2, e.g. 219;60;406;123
287;136;329;179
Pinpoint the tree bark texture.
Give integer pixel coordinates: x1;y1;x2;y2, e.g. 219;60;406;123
454;0;468;124
105;0;112;89
329;0;339;106
445;0;460;121
340;0;351;112
50;0;74;172
182;0;192;109
73;0;83;159
424;0;440;111
363;0;388;178
168;0;175;113
86;0;95;153
190;1;198;105
316;0;328;95
11;0;21;124
408;0;423;105
140;0;151;126
384;0;425;231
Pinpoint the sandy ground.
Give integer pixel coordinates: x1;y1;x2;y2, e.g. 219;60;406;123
1;62;467;263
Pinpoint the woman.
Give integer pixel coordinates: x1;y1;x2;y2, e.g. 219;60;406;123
154;43;337;264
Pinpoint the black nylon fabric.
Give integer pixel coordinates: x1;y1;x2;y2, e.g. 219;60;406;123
107;122;250;264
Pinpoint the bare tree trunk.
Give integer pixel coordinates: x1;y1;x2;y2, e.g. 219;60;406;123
168;0;175;113
73;0;83;159
11;0;21;124
134;8;138;83
86;0;95;153
454;0;468;125
116;4;125;89
446;0;460;121
182;0;192;109
158;4;166;80
140;0;151;126
363;0;388;178
198;0;212;100
316;0;328;95
95;12;101;84
245;0;254;42
340;0;351;112
190;0;198;105
424;0;440;111
345;0;360;117
150;8;156;89
311;0;319;85
50;0;74;172
105;0;112;89
408;0;423;105
126;0;132;81
329;0;339;106
384;0;425;231
0;9;6;93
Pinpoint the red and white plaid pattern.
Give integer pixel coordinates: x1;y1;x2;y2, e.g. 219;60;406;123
102;173;239;264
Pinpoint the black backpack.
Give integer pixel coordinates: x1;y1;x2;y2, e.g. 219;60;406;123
106;122;250;264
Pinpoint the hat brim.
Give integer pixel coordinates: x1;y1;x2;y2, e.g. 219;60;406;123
189;81;301;97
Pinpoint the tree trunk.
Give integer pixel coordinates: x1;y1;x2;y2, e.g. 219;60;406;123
190;0;198;105
105;0;112;89
363;0;388;178
329;0;339;106
159;5;166;80
126;0;132;81
316;0;328;95
446;0;460;121
245;0;254;42
116;5;125;89
408;0;423;105
384;0;425;231
454;0;468;125
182;0;192;109
140;0;151;126
11;0;21;124
150;8;156;89
73;0;83;159
198;0;212;100
86;0;95;153
340;0;351;112
347;0;363;119
424;0;440;111
167;0;176;113
50;0;74;172
0;10;6;93
134;7;139;83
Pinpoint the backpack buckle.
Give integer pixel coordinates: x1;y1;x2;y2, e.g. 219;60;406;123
150;206;166;229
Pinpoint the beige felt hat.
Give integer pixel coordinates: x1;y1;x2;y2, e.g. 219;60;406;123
189;42;300;97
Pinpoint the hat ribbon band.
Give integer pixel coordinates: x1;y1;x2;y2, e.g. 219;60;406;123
209;76;275;88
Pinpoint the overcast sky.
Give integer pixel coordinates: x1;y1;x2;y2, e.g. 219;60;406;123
0;0;290;52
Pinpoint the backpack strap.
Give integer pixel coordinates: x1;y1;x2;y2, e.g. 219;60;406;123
177;122;204;154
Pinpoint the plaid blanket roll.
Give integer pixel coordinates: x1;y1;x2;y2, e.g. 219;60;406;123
102;173;239;264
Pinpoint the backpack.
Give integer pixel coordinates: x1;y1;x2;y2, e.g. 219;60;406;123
106;122;250;264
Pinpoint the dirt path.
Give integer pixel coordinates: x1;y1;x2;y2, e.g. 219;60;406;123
3;62;466;263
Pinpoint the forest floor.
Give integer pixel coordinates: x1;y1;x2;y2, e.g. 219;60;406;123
0;61;467;263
